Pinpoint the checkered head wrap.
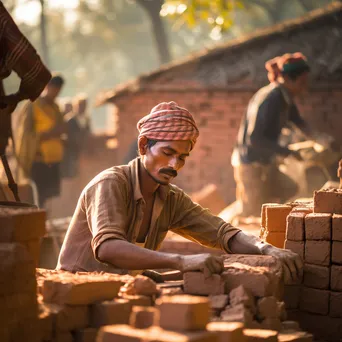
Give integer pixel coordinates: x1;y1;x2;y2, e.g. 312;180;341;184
137;101;199;148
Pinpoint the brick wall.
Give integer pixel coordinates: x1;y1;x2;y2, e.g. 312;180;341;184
112;88;342;205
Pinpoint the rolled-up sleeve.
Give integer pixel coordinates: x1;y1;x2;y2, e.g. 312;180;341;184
84;177;129;261
169;190;241;253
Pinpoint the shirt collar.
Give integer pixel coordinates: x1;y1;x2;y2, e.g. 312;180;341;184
128;157;171;202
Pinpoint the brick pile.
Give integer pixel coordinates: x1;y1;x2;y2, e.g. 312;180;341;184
0;243;40;342
284;188;342;341
0;207;46;266
35;270;161;342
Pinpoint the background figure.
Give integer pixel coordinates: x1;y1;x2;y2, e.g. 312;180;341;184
61;98;73;117
16;75;66;208
62;94;91;178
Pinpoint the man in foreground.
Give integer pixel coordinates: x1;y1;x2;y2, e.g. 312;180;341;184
58;102;302;283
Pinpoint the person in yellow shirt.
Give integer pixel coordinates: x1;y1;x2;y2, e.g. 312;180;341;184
29;75;66;207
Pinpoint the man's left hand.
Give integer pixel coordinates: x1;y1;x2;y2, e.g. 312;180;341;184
262;244;303;284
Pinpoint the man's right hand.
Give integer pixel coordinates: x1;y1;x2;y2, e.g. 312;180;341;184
177;253;224;278
291;150;303;161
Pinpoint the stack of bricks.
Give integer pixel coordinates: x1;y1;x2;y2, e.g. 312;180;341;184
260;204;293;249
284;188;342;341
0;243;40;342
0;207;46;266
36;270;158;342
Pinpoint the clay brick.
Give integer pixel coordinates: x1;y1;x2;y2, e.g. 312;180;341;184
265;232;285;248
0;208;46;243
303;263;330;289
222;263;274;297
281;321;300;333
220;304;254;325
286;213;305;241
278;332;313;342
314;189;342;214
299;287;329;315
261;203;279;228
261;318;282;331
332;214;342;241
257;297;278;319
22;239;41;267
329;291;342;318
209;295;229;311
41;273;123;305
122;295;152;307
291;207;312;215
284;240;304;260
207;322;244;342
243;329;278;342
156;295;210;331
332;241;342;264
98;325;217;342
284;286;300;309
331;265;342;291
304;213;331;240
129;306;158;329
38;304;53;341
266;205;292;232
305;241;330;266
74;328;98;342
40;302;89;332
90;299;131;328
183;272;225;295
277;302;287;321
229;285;255;312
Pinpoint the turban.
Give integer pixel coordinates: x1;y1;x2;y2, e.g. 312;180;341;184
277;52;310;75
137;101;199;147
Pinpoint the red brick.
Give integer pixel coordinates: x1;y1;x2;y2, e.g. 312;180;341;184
156;295;210;331
332;241;342;264
299;287;329;315
291;207;312;215
0;208;46;243
329;291;342;318
277;302;287;321
42;273;123;305
261;203;279;228
207;322;244;342
331;265;342;291
90;299;132;328
314;189;342;214
261;318;282;331
129;306;158;329
332;214;342;241
243;329;278;342
220;304;254;326
257;297;278;319
278;332;313;342
265;232;285;248
286;213;305;241
304;213;331;240
74;328;98;342
284;240;304;260
222;263;274;297
281;320;300;333
54;332;73;342
229;285;255;312
266;205;292;232
303;263;330;289
208;295;229;311
183;272;225;295
98;325;217;342
304;240;330;266
283;286;300;309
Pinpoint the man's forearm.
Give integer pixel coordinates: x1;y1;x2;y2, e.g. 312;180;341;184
228;231;271;255
97;239;181;271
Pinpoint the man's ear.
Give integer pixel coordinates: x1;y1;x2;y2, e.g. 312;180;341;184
138;136;148;156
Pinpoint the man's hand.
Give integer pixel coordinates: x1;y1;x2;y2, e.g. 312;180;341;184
291;150;303;161
262;244;303;284
177;253;224;278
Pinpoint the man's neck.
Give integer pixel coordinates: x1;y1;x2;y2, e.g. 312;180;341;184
278;80;296;98
138;161;159;200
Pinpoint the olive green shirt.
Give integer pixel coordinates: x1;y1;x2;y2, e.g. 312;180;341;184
57;158;240;273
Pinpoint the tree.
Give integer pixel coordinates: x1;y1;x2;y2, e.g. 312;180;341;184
135;0;172;64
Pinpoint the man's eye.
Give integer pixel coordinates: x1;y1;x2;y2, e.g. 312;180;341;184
163;151;172;156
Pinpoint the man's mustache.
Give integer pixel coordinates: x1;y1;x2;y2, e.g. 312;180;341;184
159;168;178;177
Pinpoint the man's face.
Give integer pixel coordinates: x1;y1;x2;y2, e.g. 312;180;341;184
46;85;62;101
141;140;192;185
292;72;309;95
